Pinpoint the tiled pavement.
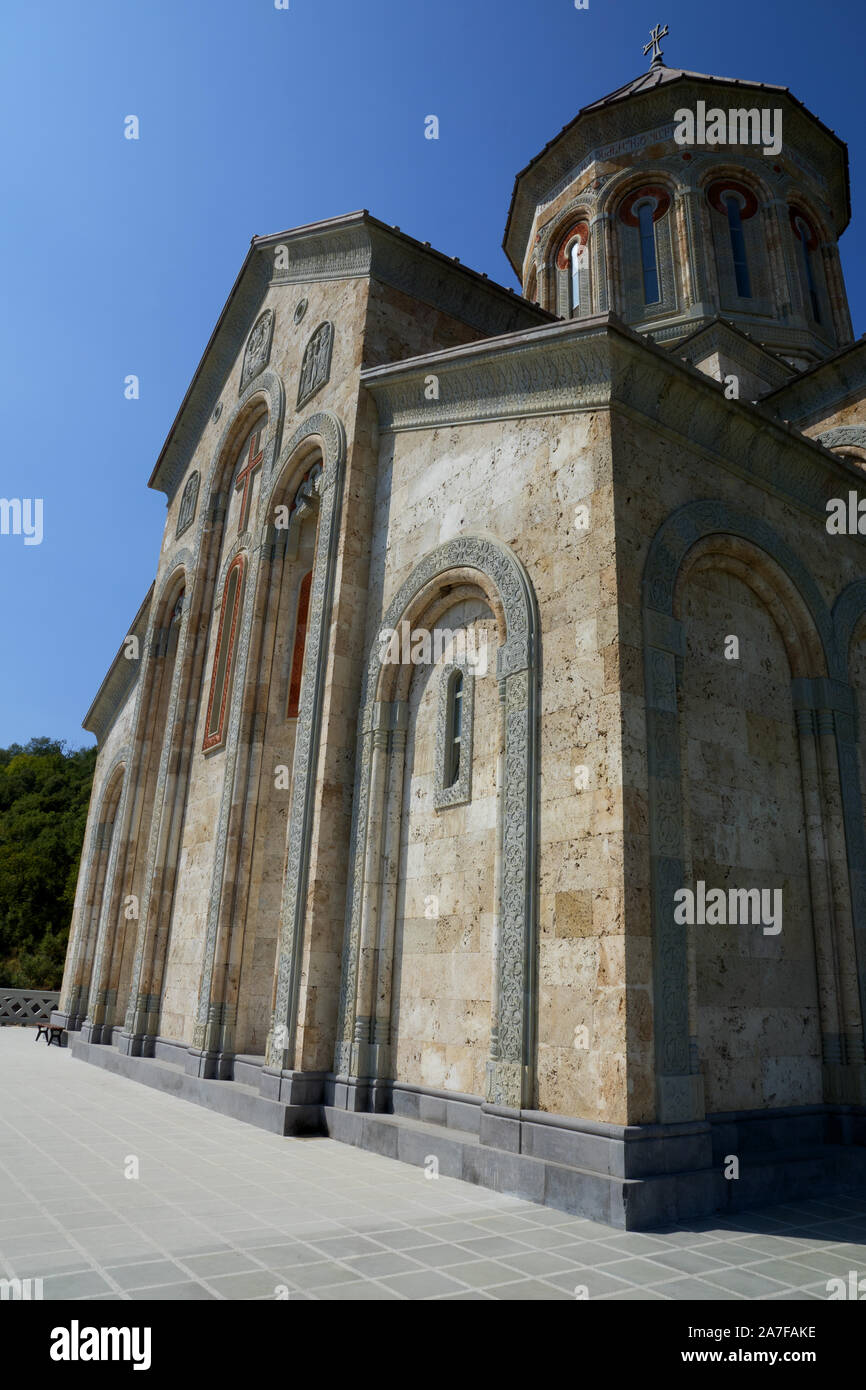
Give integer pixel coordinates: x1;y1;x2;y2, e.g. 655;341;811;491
1;1029;864;1301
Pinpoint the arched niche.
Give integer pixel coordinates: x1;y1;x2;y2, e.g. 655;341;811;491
334;534;540;1111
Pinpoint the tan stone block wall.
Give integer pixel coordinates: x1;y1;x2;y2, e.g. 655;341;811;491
612;398;866;1123
681;567;821;1111
160;275;372;1048
392;603;498;1097
368;409;625;1122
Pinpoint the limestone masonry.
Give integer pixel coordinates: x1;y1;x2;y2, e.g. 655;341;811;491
57;50;866;1228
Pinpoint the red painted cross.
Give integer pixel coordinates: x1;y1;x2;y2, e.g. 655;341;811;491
235;428;264;533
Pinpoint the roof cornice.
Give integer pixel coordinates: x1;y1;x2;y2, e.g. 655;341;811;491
674;316;795;389
361;313;866;525
761;337;866;425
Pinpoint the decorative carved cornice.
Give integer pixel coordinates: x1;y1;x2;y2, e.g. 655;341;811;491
362;313;866;525
362;318;615;431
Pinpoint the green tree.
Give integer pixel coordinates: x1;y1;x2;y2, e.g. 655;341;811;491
0;738;96;989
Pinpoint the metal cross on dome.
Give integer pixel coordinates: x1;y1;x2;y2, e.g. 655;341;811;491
643;23;669;65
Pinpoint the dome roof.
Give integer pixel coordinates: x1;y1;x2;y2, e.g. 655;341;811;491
503;61;850;275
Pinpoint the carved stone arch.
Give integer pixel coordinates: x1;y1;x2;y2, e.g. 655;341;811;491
785;190;833;245
642;501;841;1122
673;534;829;679
695;158;776;208
194;410;348;1067
335;534;540;1110
59;748;130;1028
197;369;286;551
260;409;346;525
645;501;841;675
213;535;249;591
816;426;866;459
151;558;189;628
600;166;677;220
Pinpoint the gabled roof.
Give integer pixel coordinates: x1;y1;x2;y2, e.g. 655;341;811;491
674;315;796;390
503;61;851;275
761;335;866;423
581;62;785;111
147;211;551;503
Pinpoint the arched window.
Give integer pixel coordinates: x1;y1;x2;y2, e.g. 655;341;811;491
166;590;184;660
636;201;660;305
287;572;312;719
618;187;670;311
203;555;245;752
707;180;759;304
793;213;822;324
555;222;589;318
724;196;752;299
446;670;463;788
434;663;475;809
570;242;584;312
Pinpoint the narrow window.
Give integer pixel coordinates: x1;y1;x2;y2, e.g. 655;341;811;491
203;556;245;751
795;217;821;323
570;240;583;313
287;572;312;719
165;590;184;659
725;195;752;298
637;202;660;304
446;671;463;788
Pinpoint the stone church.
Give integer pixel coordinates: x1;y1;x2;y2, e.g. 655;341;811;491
57;38;866;1228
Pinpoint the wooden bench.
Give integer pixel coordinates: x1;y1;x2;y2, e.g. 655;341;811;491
35;1021;65;1047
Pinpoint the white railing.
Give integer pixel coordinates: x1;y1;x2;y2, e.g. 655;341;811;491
0;989;60;1026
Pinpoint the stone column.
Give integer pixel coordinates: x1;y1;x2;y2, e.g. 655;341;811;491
766;198;803;324
350;708;391;1087
370;701;409;1108
676;182;714;316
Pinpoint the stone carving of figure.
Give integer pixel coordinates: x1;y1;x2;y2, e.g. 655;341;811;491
298;323;333;408
176;471;200;539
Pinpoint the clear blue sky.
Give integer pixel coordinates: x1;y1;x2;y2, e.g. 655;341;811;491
2;0;864;749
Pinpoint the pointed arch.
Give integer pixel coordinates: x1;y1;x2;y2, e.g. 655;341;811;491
58;752;128;1030
118;370;286;1056
190;410;347;1071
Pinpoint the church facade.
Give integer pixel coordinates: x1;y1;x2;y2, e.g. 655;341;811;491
57;46;866;1228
